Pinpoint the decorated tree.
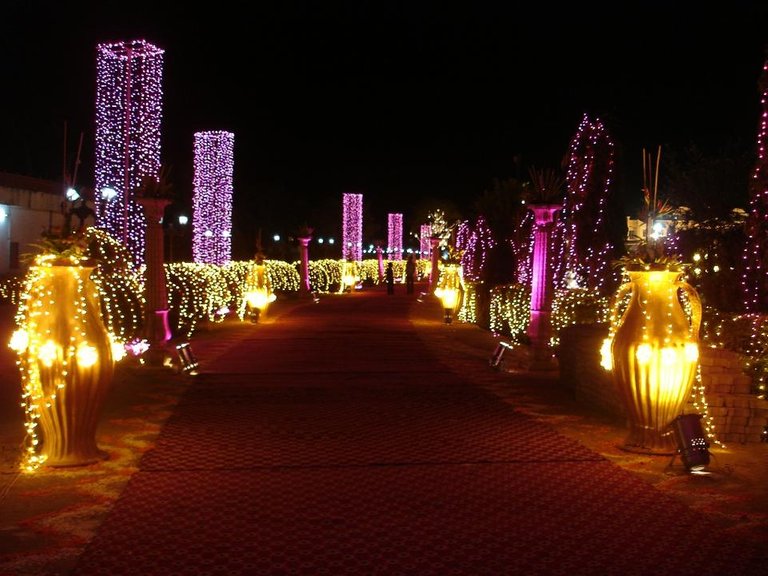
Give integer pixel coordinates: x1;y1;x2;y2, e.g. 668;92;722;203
741;56;768;312
558;114;617;294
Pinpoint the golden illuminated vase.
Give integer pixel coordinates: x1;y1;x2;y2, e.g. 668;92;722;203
19;263;115;467
607;268;701;454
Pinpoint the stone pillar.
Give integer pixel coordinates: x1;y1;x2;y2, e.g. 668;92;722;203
376;244;384;281
297;235;312;297
527;204;561;371
137;197;172;362
429;236;441;293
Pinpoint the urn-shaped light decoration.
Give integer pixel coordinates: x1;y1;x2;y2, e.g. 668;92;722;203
10;250;116;470
601;266;702;453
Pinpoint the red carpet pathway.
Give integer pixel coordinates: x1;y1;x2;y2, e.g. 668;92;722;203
71;288;763;575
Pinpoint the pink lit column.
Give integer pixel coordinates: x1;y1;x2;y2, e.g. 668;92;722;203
298;235;312;297
420;224;431;259
527;204;561;370
137;196;172;363
94;39;164;269
429;236;441;292
375;241;384;281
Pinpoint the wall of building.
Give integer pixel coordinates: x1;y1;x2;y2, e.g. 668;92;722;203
0;173;65;276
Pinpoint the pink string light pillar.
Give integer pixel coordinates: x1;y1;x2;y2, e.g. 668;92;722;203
193;131;234;265
527;204;561;370
420;224;432;260
388;213;403;261
342;193;363;262
94;39;164;268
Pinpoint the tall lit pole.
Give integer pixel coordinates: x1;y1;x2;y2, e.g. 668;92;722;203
94;39;164;268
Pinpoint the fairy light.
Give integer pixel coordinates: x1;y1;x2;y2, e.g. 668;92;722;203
741;57;768;312
11;252;120;471
342;193;363;261
488;284;531;340
94;39;164;268
420;224;432;259
193;131;234;265
387;213;403;262
456;216;495;282
560;114;616;292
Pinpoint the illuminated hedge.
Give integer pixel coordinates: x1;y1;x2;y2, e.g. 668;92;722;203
457;281;478;324
550;288;609;347
489;284;530;341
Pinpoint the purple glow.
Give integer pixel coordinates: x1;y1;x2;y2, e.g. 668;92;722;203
342;193;363;261
192;131;234;265
529;205;560;312
94;39;164;268
420;224;431;259
387;213;403;261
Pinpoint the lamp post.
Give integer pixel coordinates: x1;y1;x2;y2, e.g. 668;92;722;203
434;262;463;324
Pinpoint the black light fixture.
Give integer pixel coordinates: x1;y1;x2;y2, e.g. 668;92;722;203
176;342;199;375
670;413;710;472
490;341;514;369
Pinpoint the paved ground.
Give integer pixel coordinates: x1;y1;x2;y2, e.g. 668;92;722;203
0;283;766;574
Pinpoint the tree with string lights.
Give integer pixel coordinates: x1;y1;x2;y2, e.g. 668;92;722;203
741;56;768;312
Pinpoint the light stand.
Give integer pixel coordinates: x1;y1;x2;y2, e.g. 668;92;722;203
669;413;710;472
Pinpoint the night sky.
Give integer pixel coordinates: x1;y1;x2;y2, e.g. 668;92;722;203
2;1;768;254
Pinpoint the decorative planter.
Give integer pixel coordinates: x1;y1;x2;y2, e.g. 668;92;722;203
604;268;702;454
14;262;115;467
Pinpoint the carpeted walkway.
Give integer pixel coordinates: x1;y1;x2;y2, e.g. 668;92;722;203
71;289;764;575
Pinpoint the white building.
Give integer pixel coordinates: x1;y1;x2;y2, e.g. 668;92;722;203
0;172;66;275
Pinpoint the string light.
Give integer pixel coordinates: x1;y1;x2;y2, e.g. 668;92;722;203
558;113;617;292
420;224;432;259
741;57;768;312
94;39;164;268
193;131;234;265
342;193;363;262
387;213;403;262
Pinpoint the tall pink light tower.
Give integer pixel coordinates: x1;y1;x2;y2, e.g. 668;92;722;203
387;213;403;261
94;39;164;268
342;193;363;261
420;224;431;259
192;131;234;266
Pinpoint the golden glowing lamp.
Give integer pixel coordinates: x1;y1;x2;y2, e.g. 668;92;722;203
245;288;275;311
434;263;463;324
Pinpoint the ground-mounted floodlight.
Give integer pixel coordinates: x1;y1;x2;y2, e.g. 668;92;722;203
670;413;710;473
176;342;199;375
490;341;514;369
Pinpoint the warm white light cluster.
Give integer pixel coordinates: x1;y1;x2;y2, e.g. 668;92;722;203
94;39;164;268
193;131;234;265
